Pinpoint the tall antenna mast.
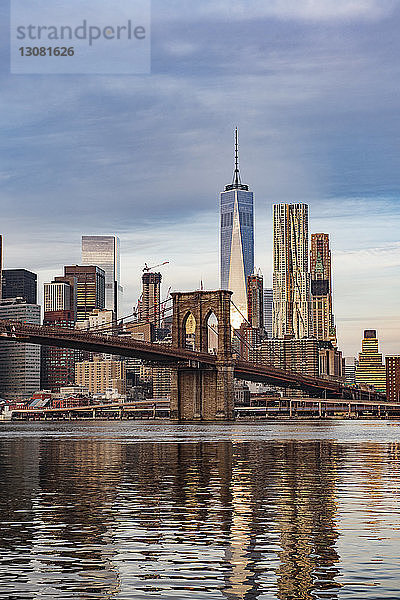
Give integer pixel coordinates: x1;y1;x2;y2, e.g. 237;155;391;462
225;127;248;191
233;127;241;187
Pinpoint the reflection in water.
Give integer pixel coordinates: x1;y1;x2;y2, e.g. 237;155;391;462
36;440;123;598
275;443;340;600
0;437;123;599
0;423;400;599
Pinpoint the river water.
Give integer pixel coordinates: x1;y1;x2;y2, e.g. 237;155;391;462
1;420;400;599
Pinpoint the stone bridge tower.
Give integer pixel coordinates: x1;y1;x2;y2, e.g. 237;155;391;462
170;290;235;421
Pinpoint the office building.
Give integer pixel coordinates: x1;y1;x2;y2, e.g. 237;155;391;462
237;322;262;360
2;269;37;304
152;366;172;398
125;321;153;342
52;274;77;315
139;271;162;328
251;337;342;382
319;344;343;380
247;272;263;331
310;233;336;344
125;357;142;387
64;265;105;322
76;308;116;361
41;310;77;392
139;364;153;383
220;129;254;327
44;281;72;313
386;356;400;402
59;386;89;398
82;236;122;318
0;235;2;300
344;356;358;385
75;357;126;396
273;203;312;339
41;274;81;392
76;308;114;332
251;337;319;379
355;330;386;393
0;298;41;400
263;288;273;338
238;271;264;359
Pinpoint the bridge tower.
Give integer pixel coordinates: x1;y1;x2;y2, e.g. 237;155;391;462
170;290;235;421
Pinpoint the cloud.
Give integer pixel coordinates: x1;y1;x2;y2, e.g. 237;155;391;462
0;172;13;182
158;0;397;22
335;242;400;272
239;0;397;21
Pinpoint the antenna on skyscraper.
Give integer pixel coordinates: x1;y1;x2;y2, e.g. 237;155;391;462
233;127;241;187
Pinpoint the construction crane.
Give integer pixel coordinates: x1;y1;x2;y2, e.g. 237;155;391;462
143;261;169;273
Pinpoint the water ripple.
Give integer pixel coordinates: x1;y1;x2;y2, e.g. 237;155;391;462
0;420;399;599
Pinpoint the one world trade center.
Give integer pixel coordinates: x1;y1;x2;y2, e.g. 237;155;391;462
220;129;254;328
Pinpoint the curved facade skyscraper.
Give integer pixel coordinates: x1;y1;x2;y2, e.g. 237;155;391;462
220;130;254;328
273;203;312;339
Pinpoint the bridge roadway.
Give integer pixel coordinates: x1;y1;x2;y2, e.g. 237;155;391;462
0;319;384;402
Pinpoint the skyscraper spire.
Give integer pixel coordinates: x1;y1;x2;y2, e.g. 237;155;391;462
233;127;241;187
225;128;248;191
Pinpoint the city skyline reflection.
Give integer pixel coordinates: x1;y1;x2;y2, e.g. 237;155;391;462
1;422;400;599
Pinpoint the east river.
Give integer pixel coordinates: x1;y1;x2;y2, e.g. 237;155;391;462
1;420;400;599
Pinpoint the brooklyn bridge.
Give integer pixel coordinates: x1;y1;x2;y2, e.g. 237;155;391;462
0;290;385;420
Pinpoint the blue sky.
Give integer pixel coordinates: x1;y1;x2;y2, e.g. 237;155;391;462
1;0;399;356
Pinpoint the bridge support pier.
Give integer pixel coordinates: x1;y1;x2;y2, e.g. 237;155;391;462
170;290;235;421
170;361;234;421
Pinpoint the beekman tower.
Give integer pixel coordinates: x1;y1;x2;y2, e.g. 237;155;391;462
273;203;312;339
220;129;254;328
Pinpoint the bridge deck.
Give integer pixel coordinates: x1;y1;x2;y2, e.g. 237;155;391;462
0;319;385;402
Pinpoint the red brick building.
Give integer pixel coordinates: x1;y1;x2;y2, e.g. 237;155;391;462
40;310;78;392
386;356;400;402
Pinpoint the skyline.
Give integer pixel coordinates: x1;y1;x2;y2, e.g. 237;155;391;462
0;0;399;356
0;191;396;359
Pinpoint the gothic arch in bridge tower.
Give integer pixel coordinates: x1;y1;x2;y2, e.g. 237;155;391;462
170;290;234;421
182;311;196;350
172;290;232;358
206;311;218;354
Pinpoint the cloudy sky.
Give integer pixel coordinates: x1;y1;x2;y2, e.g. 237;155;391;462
1;0;399;357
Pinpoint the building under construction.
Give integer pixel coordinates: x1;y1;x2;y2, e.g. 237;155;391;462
139;271;162;328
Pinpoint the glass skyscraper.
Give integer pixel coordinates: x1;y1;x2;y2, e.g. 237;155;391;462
220;130;254;328
81;236;122;319
2;269;37;304
263;288;273;338
64;265;105;323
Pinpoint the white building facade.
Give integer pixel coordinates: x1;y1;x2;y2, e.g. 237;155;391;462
44;281;71;312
